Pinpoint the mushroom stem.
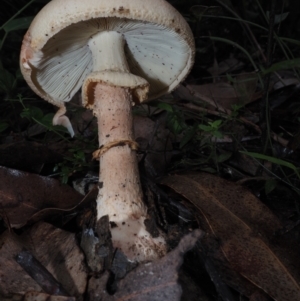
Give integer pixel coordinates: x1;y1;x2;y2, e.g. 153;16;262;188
94;84;143;220
93;83;166;262
85;29;166;262
88;31;130;73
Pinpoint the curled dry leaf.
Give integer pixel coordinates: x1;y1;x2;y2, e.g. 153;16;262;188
161;172;300;301
88;230;203;301
207;57;245;77
22;222;87;298
0;166;83;228
0;222;87;300
187;72;259;112
0;231;41;298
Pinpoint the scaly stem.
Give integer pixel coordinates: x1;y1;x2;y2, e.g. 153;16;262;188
93;83;166;261
87;30;166;261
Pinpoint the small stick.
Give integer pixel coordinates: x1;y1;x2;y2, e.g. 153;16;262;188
15;249;69;296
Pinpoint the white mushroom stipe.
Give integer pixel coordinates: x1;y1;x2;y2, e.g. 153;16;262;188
88;31;130;73
94;84;166;261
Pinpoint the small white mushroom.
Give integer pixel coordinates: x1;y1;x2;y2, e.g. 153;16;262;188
20;0;195;262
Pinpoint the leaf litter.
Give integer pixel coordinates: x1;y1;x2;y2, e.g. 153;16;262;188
161;172;300;301
87;230;203;301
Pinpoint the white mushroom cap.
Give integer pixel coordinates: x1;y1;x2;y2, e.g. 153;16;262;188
20;0;195;107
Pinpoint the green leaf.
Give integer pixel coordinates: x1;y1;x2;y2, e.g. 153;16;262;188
0;122;9;133
199;124;213;132
265;179;277;195
0;67;15;94
39;113;54;127
180;126;197;148
156;102;173;112
168;117;182;134
279;38;300;46
21;106;44;120
216;152;232;163
263;58;300;74
20;108;30;119
209;119;222;129
231;104;244;112
3;16;34;32
31;107;44;120
266;11;289;25
240;151;300;178
212;130;223;138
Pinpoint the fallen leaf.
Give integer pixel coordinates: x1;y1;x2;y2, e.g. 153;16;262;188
187;73;259;112
0;222;87;300
233;73;258;104
161;173;300;301
0;166;83;228
207;57;245;76
22;222;87;298
16;250;69;296
88;230;203;301
0;141;62;173
0;231;41;298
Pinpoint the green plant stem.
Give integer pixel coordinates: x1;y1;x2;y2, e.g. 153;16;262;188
0;0;36;51
215;0;267;63
202;15;299;80
0;0;36;31
260;0;277;158
205;36;264;87
0;32;8;52
203;15;268;32
16;95;70;140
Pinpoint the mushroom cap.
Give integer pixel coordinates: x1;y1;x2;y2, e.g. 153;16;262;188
20;0;195;107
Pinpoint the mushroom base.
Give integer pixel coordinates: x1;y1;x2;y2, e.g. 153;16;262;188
109;216;166;262
93;83;166;262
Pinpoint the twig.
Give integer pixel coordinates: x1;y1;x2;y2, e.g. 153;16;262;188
15;249;69;296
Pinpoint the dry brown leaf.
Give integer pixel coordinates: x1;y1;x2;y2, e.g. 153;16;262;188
187;82;235;112
233;73;258;104
0;231;42;298
0;141;62;173
0;223;87;300
207;57;245;76
0;166;83;228
271;70;300;90
22;222;87;298
187;73;259;111
161;173;300;301
173;84;207;103
88;230;203;301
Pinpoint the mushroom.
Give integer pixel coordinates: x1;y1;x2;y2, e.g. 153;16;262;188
20;0;195;262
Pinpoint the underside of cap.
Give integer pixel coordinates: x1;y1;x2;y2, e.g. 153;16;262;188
20;0;195;108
